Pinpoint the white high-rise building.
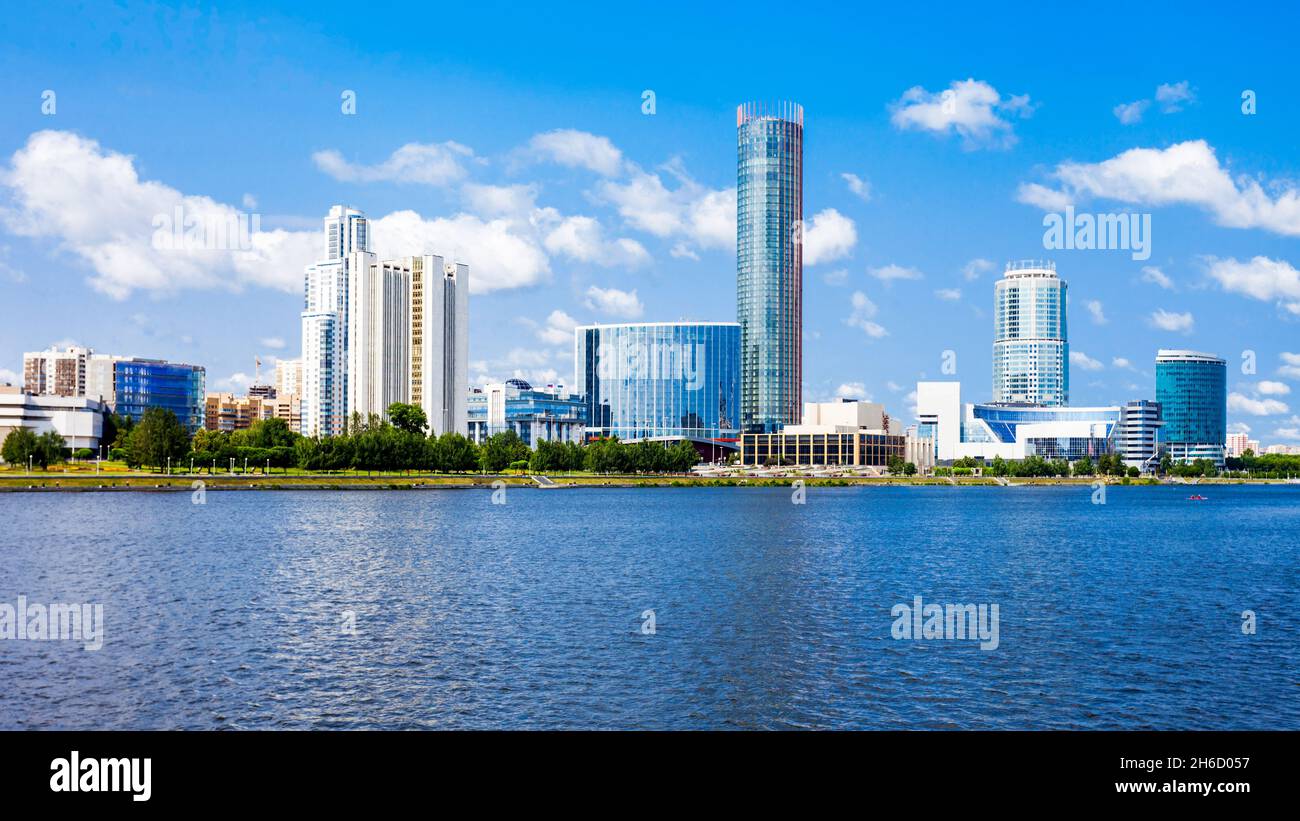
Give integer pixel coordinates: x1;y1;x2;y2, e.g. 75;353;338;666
301;205;370;436
347;253;411;423
274;358;302;398
389;254;468;436
993;260;1068;406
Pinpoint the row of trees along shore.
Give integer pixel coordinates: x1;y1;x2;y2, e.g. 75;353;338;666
9;403;700;474
6;404;1300;478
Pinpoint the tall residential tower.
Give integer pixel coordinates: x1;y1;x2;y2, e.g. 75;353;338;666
993;260;1069;406
301;205;369;436
737;101;803;433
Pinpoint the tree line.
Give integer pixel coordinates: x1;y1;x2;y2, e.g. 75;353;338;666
10;402;700;475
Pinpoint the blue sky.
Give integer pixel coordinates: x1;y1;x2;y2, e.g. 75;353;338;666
2;1;1299;443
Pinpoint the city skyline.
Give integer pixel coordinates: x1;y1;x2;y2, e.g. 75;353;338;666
2;3;1299;448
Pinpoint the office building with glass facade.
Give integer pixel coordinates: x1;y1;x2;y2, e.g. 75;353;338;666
468;379;585;446
1155;349;1227;465
737;101;803;433
90;356;206;433
993;260;1068;406
576;322;740;454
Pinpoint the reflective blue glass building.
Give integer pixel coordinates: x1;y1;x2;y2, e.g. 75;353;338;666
112;358;206;433
1155;349;1226;465
575;322;740;452
737;101;803;433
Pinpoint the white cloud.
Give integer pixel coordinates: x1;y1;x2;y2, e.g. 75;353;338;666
887;380;903;392
594;161;734;254
0;130;319;299
846;291;888;338
889;79;1032;150
1141;265;1174;289
1071;351;1104;371
1206;256;1300;315
583;285;643;318
462;183;538;216
1228;421;1252;435
214;372;250;391
1228;392;1289;416
1256;380;1291;396
0;367;19;385
1113;100;1150;125
1112;357;1135;370
834;382;870;400
1155;81;1196;113
962;258;995;281
371;210;548;294
1280;352;1300;379
523;129;624;177
535;310;578;346
934;287;961;301
822;268;849;286
869;264;923;282
542;215;650;267
802;208;857;265
312;141;475;185
841;173;872;202
1015;140;1300;237
260;337;286;350
1148;308;1195;333
1016;182;1074;211
1086;299;1108;325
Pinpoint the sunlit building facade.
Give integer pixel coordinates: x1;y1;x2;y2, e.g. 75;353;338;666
737;101;803;433
576;322;740;452
993;260;1068;406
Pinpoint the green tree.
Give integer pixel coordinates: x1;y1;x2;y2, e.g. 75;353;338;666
903;461;917;476
38;431;67;467
887;454;906;475
433;432;479;472
666;439;700;472
1073;455;1094;477
1158;451;1173;476
989;456;1008;477
129;408;190;471
479;429;530;473
387;402;428;436
2;428;40;468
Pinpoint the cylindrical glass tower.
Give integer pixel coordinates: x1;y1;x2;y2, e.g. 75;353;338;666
993;260;1068;406
1155;349;1227;465
737;101;803;433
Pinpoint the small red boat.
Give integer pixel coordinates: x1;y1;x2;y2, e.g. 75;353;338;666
1187;494;1208;501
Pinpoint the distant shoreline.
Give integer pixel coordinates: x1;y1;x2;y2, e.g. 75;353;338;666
1;475;1297;492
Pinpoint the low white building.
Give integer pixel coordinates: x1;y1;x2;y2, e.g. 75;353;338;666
916;381;1120;463
0;386;106;453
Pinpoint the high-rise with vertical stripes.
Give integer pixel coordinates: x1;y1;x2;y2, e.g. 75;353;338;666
737;101;803;433
301;205;369;436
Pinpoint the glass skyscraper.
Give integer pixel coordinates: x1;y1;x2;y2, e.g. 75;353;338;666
1155;350;1227;465
575;322;740;453
993;260;1069;406
737;101;803;433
